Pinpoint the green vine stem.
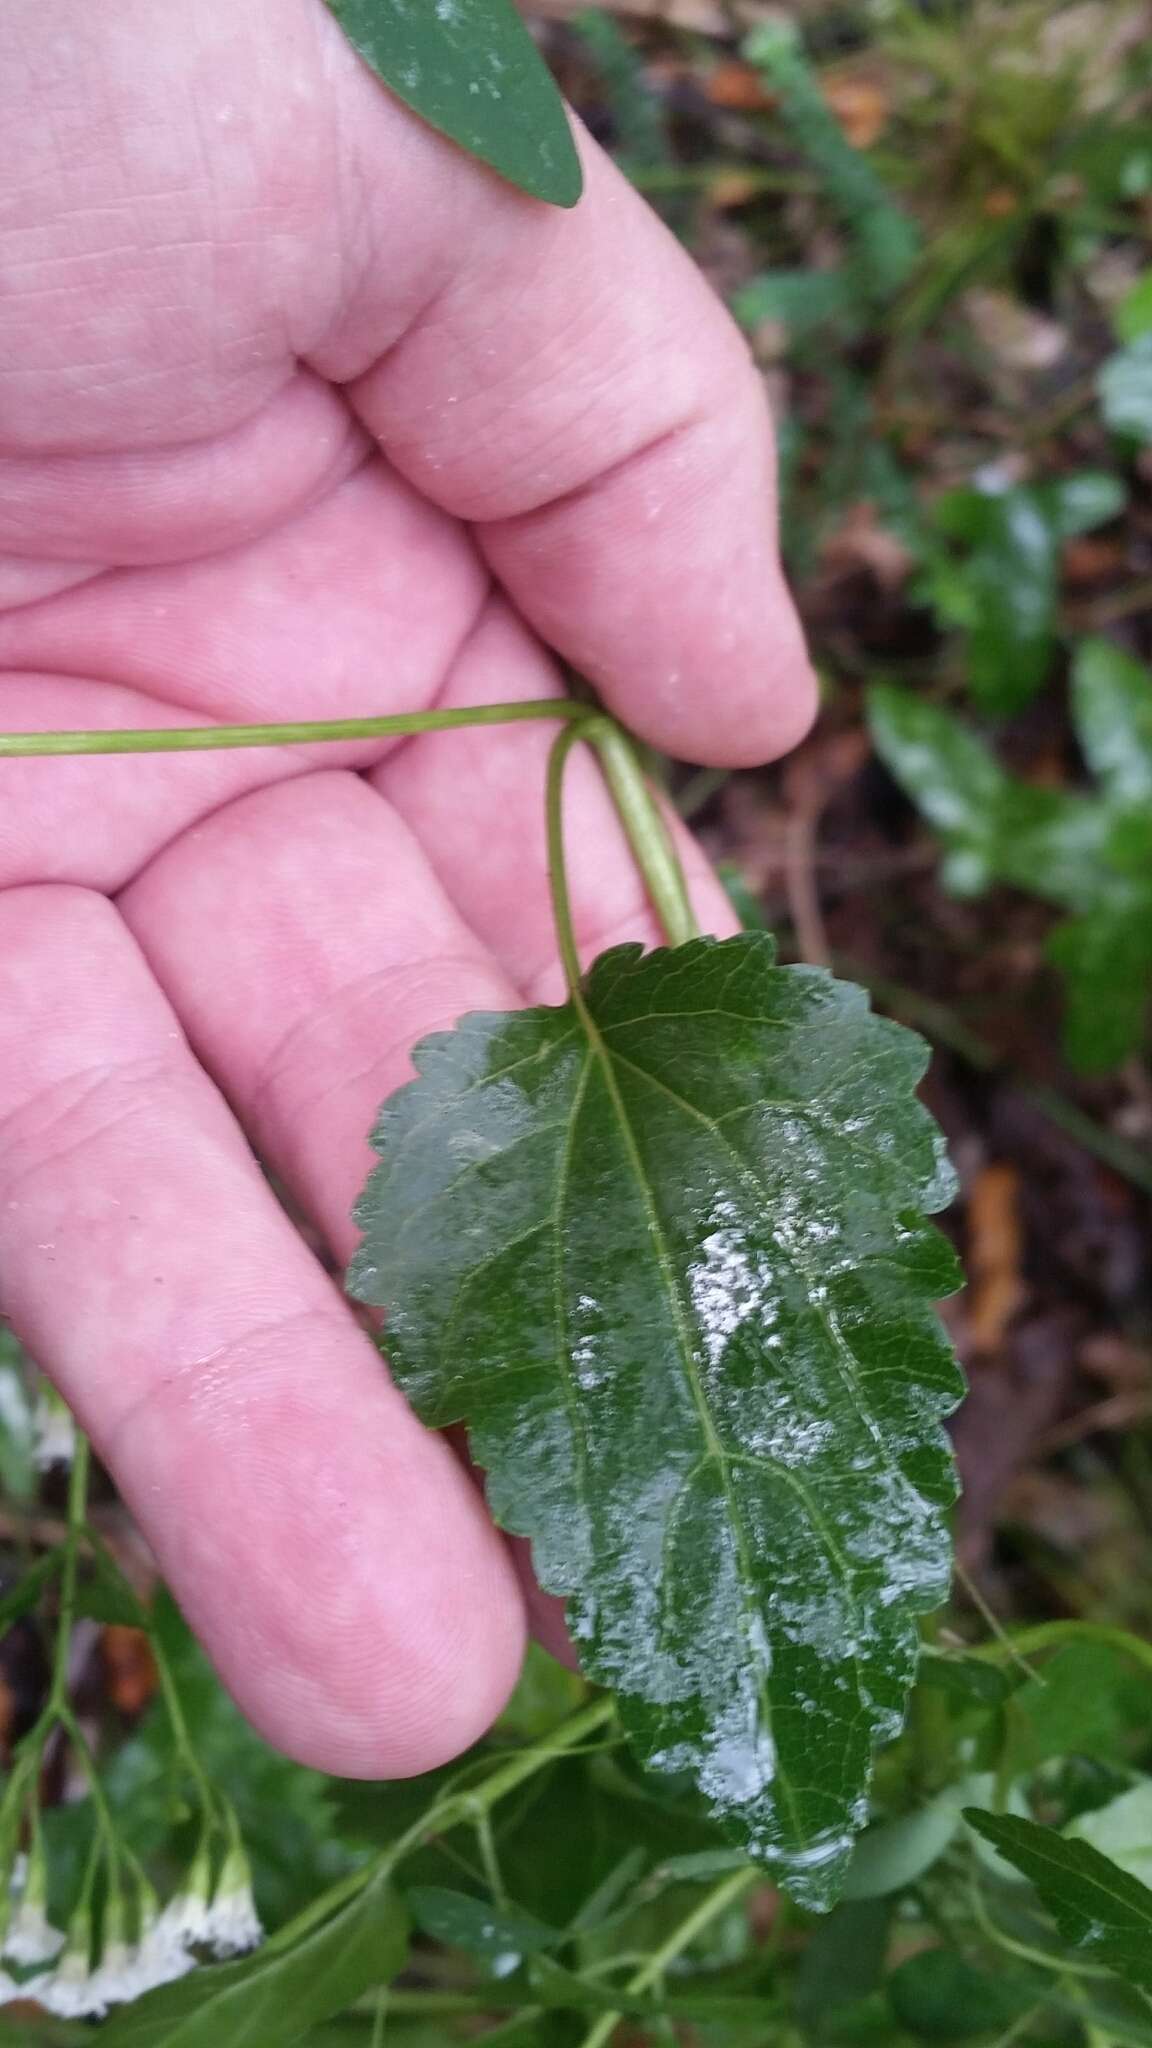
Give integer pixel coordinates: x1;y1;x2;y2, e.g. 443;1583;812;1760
577;1864;759;2048
46;1435;90;1716
546;716;698;993
0;692;700;963
0;700;588;758
582;715;698;949
258;1694;618;1959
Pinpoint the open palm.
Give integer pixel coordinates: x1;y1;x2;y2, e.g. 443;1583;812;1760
0;0;813;1777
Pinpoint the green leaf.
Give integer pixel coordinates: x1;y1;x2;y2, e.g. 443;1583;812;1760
794;1898;894;2022
405;1886;560;1962
869;673;1152;1069
924;478;1121;715
1072;638;1152;809
1036;472;1127;540
97;1872;408;2048
841;1785;969;1902
733;269;857;339
887;1949;1036;2041
1117;268;1152;342
350;933;963;1908
963;1809;1152;1990
1099;335;1152;444
0;1552;58;1631
917;1653;1016;1709
742;23;918;300
1066;1782;1152;1890
1002;1644;1143;1777
324;0;581;207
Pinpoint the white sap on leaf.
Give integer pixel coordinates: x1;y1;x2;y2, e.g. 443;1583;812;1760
688;1199;773;1368
571;1292;607;1392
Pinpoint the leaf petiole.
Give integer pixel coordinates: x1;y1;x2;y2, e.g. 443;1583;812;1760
545;714;698;999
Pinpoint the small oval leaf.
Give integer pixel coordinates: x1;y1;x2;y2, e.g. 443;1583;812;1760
325;0;582;206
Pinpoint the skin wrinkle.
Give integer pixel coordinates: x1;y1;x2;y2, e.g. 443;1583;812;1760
246;953;490;1154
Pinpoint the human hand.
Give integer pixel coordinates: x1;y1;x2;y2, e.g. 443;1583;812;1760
0;0;814;1777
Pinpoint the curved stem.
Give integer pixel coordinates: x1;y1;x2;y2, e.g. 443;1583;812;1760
583;718;698;948
0;698;589;758
546;722;594;999
261;1694;617;1957
546;716;699;1002
969;1617;1152;1681
576;1865;759;2048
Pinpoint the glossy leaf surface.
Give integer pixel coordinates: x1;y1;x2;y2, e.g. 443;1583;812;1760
351;934;963;1907
964;1809;1152;1990
324;0;581;206
870;639;1152;1068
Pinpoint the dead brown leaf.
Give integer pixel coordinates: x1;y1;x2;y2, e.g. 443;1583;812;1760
822;73;890;150
101;1625;158;1719
705;59;775;110
965;1162;1026;1353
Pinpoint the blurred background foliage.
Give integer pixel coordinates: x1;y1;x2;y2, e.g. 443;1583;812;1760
3;1;1152;2041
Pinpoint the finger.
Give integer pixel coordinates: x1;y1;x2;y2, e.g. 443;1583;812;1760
0;458;486;722
0;373;361;565
374;598;740;1002
119;771;531;1265
0;884;526;1774
0;461;488;891
119;768;580;1657
1;0;813;765
318;77;816;765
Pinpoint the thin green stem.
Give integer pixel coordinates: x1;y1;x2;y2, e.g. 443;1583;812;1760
970;1618;1152;1682
576;1866;759;2048
47;1434;91;1713
546;722;592;998
473;1809;507;1909
57;1707;122;1863
80;1519;223;1826
546;715;699;1001
261;1696;617;1958
0;698;588;759
967;1864;1113;1984
585;718;698;948
988;2007;1046;2048
954;1560;1041;1685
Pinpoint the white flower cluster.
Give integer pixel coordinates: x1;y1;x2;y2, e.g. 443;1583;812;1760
0;1846;263;2020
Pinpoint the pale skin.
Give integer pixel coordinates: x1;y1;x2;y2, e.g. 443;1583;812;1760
0;0;815;1777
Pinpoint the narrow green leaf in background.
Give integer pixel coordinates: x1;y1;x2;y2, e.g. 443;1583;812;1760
964;1808;1152;1991
743;21;918;302
351;933;963;1907
324;0;581;206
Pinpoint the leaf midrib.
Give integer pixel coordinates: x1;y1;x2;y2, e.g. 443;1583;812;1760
568;981;800;1848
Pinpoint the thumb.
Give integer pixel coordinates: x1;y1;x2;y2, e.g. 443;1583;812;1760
309;9;815;766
